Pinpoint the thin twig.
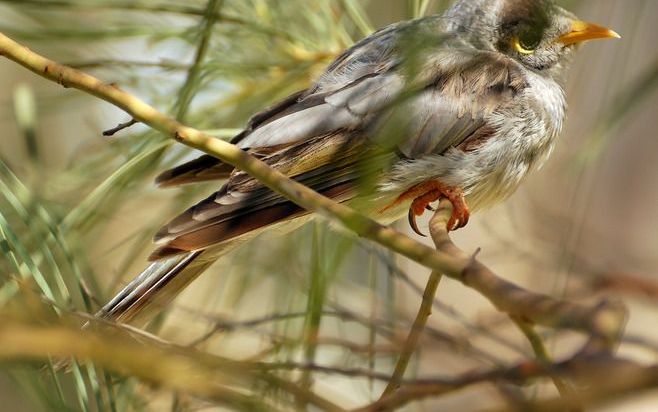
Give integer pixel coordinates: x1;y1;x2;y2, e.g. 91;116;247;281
102;119;138;136
381;270;442;396
511;316;582;412
356;356;658;412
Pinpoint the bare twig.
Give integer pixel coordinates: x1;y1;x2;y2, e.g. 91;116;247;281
382;269;442;396
482;359;658;412
102;118;138;136
511;316;581;411
592;272;658;302
356;356;658;412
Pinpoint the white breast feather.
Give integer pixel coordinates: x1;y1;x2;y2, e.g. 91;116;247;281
380;71;566;212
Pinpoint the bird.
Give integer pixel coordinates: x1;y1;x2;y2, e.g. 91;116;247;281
98;0;619;324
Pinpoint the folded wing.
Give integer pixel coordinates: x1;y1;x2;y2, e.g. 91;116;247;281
150;19;528;259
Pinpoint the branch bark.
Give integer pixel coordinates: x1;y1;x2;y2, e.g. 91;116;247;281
427;201;627;348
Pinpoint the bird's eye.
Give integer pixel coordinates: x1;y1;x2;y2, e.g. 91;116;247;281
512;28;543;55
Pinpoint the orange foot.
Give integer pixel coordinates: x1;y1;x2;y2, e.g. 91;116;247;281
385;180;470;236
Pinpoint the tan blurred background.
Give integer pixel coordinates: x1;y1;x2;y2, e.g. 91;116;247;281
0;0;657;410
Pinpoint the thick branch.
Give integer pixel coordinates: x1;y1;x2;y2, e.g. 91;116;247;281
0;319;345;412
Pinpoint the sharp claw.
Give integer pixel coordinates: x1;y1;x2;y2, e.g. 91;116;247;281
425;204;436;212
408;208;427;237
458;209;470;229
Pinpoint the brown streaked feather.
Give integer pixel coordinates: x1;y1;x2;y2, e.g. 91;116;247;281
155;142;297;188
151;132;385;260
155;89;312;188
99;251;204;323
155;154;233;187
149;181;355;260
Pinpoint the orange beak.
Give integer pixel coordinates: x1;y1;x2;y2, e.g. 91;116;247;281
558;21;621;46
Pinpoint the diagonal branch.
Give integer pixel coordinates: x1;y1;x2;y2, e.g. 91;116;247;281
0;30;463;281
427;201;627;349
375;200;627;402
0;32;626;344
356;356;658;412
381;270;442;397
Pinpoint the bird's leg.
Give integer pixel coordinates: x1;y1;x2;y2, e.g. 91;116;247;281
386;180;470;235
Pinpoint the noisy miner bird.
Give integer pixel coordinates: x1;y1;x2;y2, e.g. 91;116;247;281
99;0;619;324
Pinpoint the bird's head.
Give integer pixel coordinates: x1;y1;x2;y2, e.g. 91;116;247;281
444;0;619;80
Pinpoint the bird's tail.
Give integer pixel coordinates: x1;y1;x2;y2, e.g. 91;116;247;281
97;251;211;325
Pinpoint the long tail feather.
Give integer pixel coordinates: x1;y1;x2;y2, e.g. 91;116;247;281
97;251;210;324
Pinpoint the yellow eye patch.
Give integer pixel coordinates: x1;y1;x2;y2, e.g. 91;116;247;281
512;37;537;55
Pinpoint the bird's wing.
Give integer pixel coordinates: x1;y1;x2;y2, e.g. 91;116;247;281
150;31;529;259
387;51;528;158
154;90;308;187
149;131;391;260
153;19;417;188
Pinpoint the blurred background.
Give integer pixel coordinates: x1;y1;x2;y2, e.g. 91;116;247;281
0;0;656;411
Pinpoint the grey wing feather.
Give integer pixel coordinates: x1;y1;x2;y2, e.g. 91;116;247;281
391;50;528;158
149;21;529;260
238;73;405;149
237;16;429;149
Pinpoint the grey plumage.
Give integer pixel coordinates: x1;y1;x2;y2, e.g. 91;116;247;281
99;0;618;324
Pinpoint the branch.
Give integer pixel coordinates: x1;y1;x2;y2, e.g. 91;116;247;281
356;356;658;412
427;201;627;348
0;31;464;282
381;269;442;396
511;316;581;411
0;32;626;342
364;201;627;406
0;319;345;412
102;118;137;136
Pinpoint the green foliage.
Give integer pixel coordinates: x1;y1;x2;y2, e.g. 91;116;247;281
0;1;402;410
